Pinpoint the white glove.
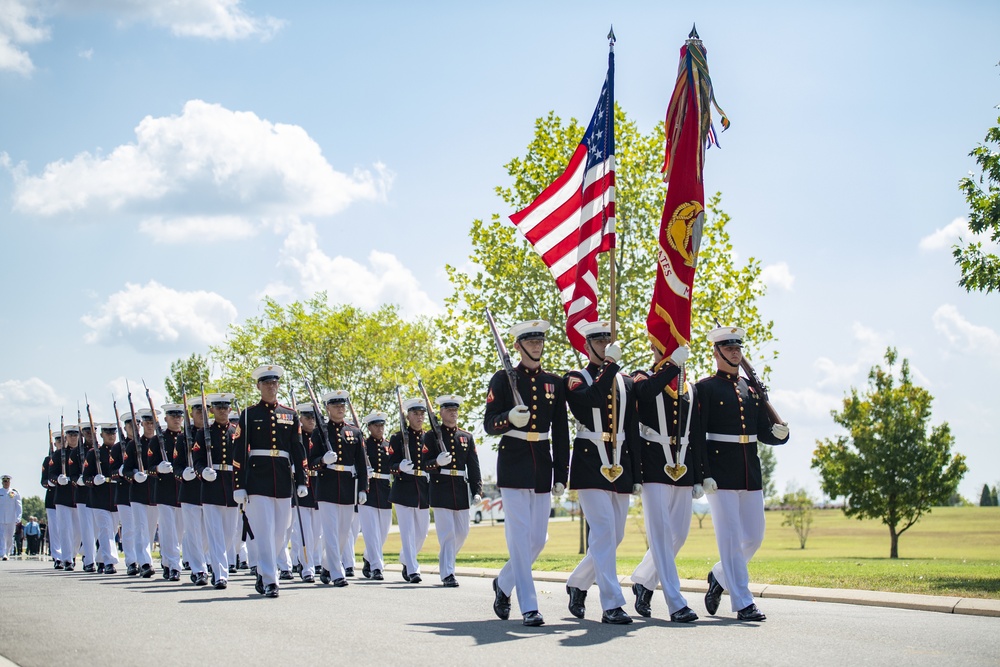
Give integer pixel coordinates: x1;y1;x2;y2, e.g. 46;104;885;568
669;345;690;365
632;483;643;496
76;475;85;486
296;485;308;498
473;494;482;504
118;465;124;477
201;467;217;482
703;477;718;494
399;459;414;474
58;475;69;486
508;405;530;428
436;451;453;467
182;467;197;482
93;474;106;486
157;461;173;474
604;342;622;363
322;450;337;465
358;491;368;505
134;471;147;484
233;489;248;504
772;423;790;439
552;482;565;497
692;484;705;499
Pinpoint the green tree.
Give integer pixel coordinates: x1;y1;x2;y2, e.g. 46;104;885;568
442;106;776;413
759;445;777;500
210;295;455;425
954;113;1000;293
21;495;46;524
980;483;994;507
812;348;967;558
164;353;212;402
993;485;999;506
780;487;814;549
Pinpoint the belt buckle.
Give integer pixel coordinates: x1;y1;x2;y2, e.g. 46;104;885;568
526;432;540;442
270;450;281;457
738;435;750;444
601;432;612;442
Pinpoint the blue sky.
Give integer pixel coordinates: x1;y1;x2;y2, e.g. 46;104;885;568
1;0;998;503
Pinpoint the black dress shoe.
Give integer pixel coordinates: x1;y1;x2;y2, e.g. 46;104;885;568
195;572;210;586
345;567;354;577
302;573;315;584
320;569;332;585
104;564;117;574
249;565;257;577
162;565;170;579
292;564;301;574
362;558;371;579
140;564;154;578
705;571;724;615
126;563;138;576
96;563;105;574
169;569;181;582
54;560;62;569
238;560;249;570
409;573;422;584
372;569;384;581
737;604;766;622
601;607;633;625
63;563;74;572
229;565;237;574
522;611;545;627
492;578;511;620
632;583;653;617
442;574;459;587
264;583;279;598
670;606;699;623
255;575;265;595
314;565;322;575
567;585;587;619
182;561;191;571
401;565;409;581
279;570;293;581
333;578;349;587
83;563;96;573
214;580;228;590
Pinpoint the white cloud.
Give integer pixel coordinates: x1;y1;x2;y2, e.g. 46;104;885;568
933;304;1000;350
78;47;93;59
760;261;795;291
57;0;283;40
0;0;50;76
265;219;441;318
813;321;894;389
0;377;63;428
138;215;258;243
770;387;840;422
918;217;998;252
81;280;238;351
10;100;392;240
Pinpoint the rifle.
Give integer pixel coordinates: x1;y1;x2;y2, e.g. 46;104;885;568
85;395;103;477
142;379;169;463
417;379;444;456
199;382;214;469
286;387;308;563
485;306;524;406
59;412;67;477
303;379;334;455
395;385;412;461
180;383;195;469
125;380;146;474
347;397;362;429
740;357;784;426
76;401;86;484
48;420;54;456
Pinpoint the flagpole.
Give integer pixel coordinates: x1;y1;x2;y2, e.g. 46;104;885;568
607;26;617;342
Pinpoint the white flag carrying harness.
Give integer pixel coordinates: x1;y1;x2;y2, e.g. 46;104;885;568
573;368;627;481
639;381;693;481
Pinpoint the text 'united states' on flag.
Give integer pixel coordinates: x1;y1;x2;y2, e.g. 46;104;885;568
509;48;616;355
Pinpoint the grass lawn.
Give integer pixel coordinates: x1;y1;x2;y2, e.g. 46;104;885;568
371;507;1000;599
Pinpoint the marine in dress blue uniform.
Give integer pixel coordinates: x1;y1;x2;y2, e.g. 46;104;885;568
387;398;430;583
173;398;209;585
150;405;185;581
83;424;120;573
123;410;158;578
359;411;392;581
290;403;319;583
50;426;80;571
195;393;239;588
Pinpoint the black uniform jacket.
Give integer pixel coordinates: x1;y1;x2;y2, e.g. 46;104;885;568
296;428;319;510
234;401;307;499
309;421;368;505
363;435;393;510
170;430;202;505
42;456;55;510
195;422;238;507
83;445;115;512
484;364;570;492
122;436;157;505
50;447;76;507
149;431;181;508
564;361;641;492
632;364;704;487
387;427;429;509
422;426;482;511
692;370;789;491
108;442;129;507
69;444;91;506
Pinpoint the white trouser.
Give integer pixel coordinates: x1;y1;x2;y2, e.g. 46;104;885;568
92;509;120;566
310;508;323;568
57;506;80;564
497;489;551;614
244;495;292;587
394;505;429;576
47;508;63;561
130;503;158;568
289;506;316;571
76;504;96;566
434;508;470;580
117;504;136;565
279;512;293;572
707;489;765;612
180;503;208;575
157;505;183;572
567;489;630;612
631;484;693;614
318;501;355;578
203;505;238;582
236;509;251;569
1;522;14;557
342;511;360;569
359;506;392;571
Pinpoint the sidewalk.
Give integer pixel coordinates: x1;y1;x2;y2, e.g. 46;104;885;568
381;563;1000;618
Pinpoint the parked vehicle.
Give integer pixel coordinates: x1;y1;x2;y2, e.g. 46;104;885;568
471;496;505;524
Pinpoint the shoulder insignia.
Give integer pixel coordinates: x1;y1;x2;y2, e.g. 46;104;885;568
566;376;582;391
192;444;201;452
486;388;495;404
147;448;154;457
387;446;394;456
421;445;428;454
83;461;89;469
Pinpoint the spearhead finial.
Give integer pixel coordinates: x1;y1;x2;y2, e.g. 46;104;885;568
689;23;699;39
608;25;616;46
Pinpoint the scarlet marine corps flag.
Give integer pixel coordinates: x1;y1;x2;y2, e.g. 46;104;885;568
647;26;729;356
510;36;616;354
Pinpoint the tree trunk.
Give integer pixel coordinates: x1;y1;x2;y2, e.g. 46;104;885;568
889;528;899;559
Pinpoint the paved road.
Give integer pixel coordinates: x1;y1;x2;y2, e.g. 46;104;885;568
1;560;998;667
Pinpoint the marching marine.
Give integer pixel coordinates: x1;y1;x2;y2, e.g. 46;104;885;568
388;398;430;584
360;411;393;581
83;424;119;573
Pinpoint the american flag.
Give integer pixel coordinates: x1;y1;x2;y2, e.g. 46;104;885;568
509;50;615;354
